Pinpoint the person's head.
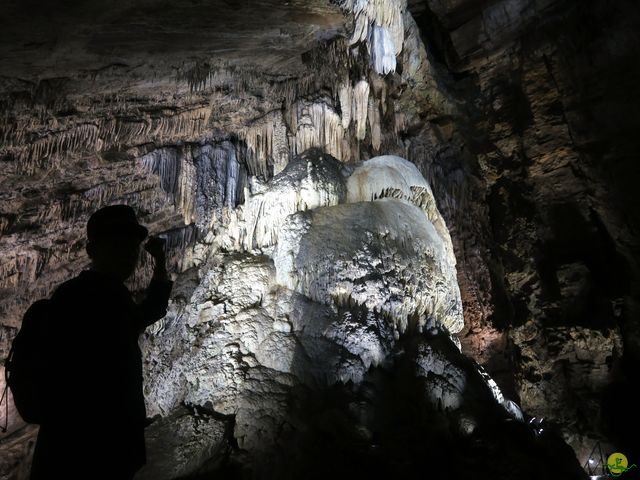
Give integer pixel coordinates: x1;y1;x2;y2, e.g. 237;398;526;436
85;205;148;281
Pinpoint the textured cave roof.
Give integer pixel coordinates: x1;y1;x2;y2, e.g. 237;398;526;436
0;0;347;90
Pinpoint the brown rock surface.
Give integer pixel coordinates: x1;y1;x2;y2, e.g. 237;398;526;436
407;0;640;463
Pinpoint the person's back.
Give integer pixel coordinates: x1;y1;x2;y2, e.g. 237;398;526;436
30;205;172;480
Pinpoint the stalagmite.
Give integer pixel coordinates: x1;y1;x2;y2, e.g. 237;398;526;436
144;151;470;445
273;198;463;334
346;155;456;261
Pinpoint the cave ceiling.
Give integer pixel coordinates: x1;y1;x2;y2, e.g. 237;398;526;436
1;0;346;83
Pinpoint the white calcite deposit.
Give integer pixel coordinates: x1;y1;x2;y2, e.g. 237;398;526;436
272;198;463;333
215;149;347;253
139;151;521;476
344;0;406;74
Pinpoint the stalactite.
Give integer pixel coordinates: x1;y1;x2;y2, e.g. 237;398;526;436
370;25;397;75
294;102;347;163
194;142;241;231
0;116;34;148
0;215;12;235
9;106;211;175
145;107;211;142
342;0;406;74
367;97;382;151
141;142;242;232
178;62;213;93
354;80;370;141
161;224;199;251
239;111;289;179
31;175;162;229
0;251;40;290
178;156;197;226
16;123;100;174
394;111;407;135
338;82;353;129
141;148;182;196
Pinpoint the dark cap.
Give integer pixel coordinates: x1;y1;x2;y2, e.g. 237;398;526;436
87;205;148;242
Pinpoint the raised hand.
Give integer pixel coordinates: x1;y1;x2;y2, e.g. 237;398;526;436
144;236;166;260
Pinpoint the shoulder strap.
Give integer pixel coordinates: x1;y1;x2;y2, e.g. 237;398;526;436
1;343;15;433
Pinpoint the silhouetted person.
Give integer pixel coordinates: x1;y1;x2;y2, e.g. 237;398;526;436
30;205;173;480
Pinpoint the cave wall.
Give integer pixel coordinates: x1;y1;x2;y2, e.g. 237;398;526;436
402;0;640;461
1;0;638;476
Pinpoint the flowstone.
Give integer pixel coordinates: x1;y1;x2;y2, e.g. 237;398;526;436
139;151;549;479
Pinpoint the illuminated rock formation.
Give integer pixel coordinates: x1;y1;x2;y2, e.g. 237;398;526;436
138;152;530;478
1;0;637;477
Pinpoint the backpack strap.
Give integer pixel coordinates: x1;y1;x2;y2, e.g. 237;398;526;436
1;344;14;433
0;387;7;433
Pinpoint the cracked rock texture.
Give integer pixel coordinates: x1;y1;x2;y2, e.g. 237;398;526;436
1;0;638;477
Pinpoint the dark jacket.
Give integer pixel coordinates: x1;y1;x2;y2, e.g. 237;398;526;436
30;270;173;480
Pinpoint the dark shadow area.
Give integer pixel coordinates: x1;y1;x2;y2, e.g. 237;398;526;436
535;202;630;329
600;355;640;473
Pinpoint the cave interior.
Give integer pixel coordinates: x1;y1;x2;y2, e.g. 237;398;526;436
1;0;639;479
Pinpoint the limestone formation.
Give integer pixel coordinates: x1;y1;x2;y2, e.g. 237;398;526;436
1;0;637;477
136;151;544;477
